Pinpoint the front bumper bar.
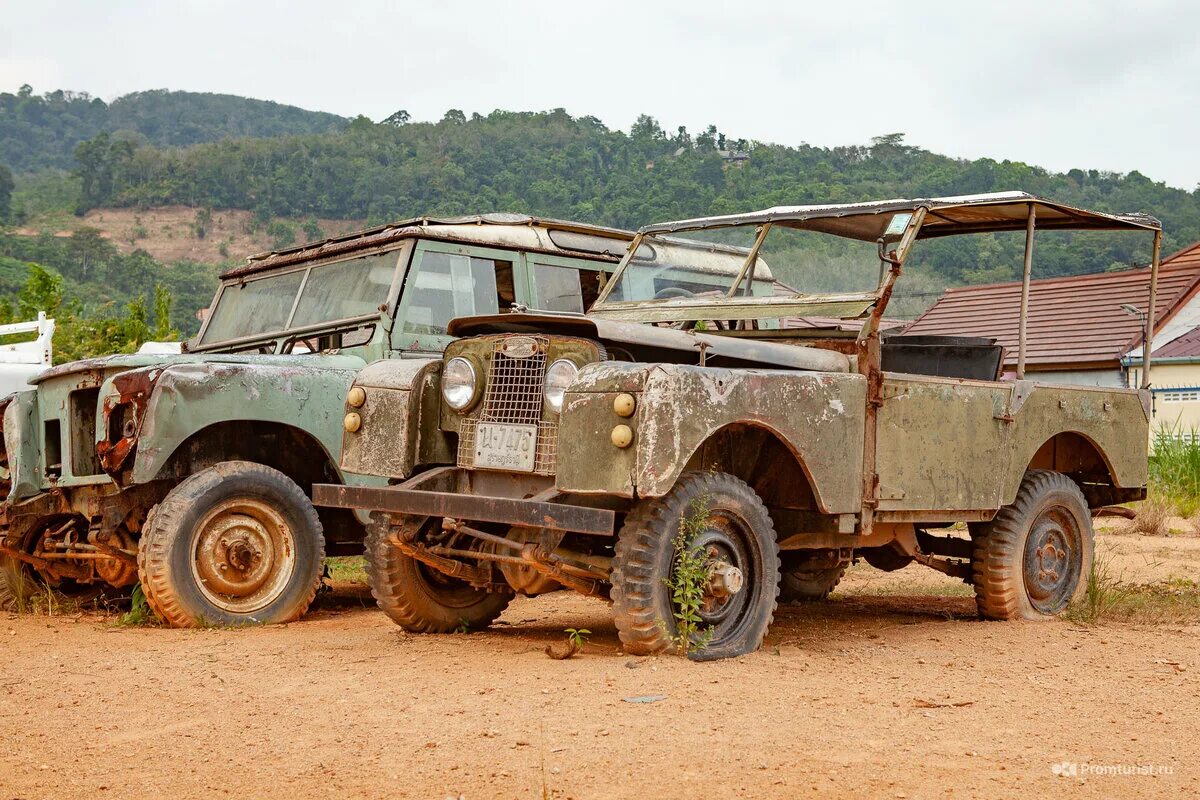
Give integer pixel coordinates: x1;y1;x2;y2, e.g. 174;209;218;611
312;483;616;536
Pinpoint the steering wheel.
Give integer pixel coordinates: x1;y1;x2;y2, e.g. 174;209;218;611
653;287;695;300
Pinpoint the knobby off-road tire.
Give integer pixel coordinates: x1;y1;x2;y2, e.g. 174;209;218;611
972;469;1093;621
363;514;511;633
137;461;324;627
610;471;781;661
779;563;847;603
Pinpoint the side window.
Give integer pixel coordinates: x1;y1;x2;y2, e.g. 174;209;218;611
531;263;585;314
398;251;513;337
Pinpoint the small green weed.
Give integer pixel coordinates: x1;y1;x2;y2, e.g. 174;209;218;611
455;618;471;634
565;628;590;649
114;584;158;627
660;497;715;656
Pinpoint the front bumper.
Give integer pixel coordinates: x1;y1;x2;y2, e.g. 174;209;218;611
312;478;615;537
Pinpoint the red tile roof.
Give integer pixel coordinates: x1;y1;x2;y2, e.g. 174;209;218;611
903;242;1200;370
1154;326;1200;358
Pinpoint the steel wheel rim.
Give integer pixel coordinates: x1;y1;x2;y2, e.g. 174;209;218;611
671;509;760;643
191;499;296;614
1022;506;1082;614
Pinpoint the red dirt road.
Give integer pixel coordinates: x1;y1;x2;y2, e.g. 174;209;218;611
2;532;1197;799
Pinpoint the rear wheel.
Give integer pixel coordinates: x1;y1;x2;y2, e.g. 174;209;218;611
363;515;511;633
610;471;780;661
137;461;324;627
972;470;1093;621
779;558;846;603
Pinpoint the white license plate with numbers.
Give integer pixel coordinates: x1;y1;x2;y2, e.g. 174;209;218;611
474;423;538;472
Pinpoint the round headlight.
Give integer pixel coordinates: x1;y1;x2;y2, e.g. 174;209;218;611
443;357;478;412
544;359;579;413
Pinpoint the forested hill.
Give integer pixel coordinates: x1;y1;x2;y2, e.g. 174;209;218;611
2;90;1200;354
0;86;349;172
38;107;1199;285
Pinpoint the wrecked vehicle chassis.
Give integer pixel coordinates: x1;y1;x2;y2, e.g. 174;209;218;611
0;215;636;625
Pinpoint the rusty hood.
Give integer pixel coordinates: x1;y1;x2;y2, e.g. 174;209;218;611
447;313;850;373
29;352;368;386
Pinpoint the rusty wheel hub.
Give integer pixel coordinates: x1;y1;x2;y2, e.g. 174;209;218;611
687;524;752;626
192;499;295;614
1022;507;1082;615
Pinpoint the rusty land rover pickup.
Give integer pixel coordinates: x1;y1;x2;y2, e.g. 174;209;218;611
0;214;635;626
315;193;1162;660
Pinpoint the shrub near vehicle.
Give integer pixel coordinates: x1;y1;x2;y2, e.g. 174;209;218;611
0;214;636;625
317;193;1159;660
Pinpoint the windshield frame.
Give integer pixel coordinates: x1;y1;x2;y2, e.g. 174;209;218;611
591;212;923;324
190;242;409;352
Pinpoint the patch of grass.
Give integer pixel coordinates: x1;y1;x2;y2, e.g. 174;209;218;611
1104;578;1200;624
1131;497;1171;537
1068;552;1200;625
1149;428;1200;518
324;556;368;584
851;579;976;598
1067;552;1129;624
2;568;88;616
660;497;715;656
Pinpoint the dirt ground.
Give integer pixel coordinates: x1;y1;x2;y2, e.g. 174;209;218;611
3;530;1197;800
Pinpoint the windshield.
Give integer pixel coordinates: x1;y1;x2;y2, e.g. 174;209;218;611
602;223;892;308
604;228;775;303
201;250;400;345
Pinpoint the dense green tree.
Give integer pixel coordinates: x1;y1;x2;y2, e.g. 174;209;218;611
0;164;13;221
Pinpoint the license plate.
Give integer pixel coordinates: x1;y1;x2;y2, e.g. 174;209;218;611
474;422;538;472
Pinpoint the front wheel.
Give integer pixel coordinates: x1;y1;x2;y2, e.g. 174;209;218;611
610;471;780;661
363;515;511;633
972;470;1093;621
137;461;325;627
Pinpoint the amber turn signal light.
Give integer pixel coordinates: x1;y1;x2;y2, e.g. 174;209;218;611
613;393;636;417
611;424;633;448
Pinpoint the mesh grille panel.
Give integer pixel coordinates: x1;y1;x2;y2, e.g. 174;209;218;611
481;337;548;423
457;335;558;475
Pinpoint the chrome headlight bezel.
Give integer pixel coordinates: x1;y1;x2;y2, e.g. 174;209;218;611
443;356;480;412
543;358;579;414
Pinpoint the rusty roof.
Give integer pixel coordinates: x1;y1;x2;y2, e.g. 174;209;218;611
904;242;1200;370
642;192;1162;241
222;213;635;280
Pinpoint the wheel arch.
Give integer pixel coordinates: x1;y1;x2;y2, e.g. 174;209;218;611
679;420;825;513
148;419;363;546
1015;429;1129;508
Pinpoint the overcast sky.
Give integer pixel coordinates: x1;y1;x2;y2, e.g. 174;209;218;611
2;0;1198;190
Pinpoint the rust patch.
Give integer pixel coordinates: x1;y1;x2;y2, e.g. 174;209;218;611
97;368;162;475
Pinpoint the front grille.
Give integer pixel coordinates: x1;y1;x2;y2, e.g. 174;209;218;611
458;335;559;475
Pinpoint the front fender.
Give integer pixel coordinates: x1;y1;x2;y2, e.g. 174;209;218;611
98;361;365;484
3;390;40;501
338;358;444;479
557;363;866;513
